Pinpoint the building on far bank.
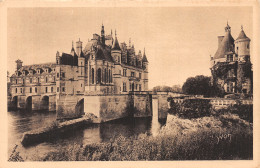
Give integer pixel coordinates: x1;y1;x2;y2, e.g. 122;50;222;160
9;24;149;111
210;23;253;95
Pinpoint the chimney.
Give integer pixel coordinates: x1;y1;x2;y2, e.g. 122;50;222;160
218;36;224;47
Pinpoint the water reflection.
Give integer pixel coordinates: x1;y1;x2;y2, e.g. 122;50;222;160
8;110;166;160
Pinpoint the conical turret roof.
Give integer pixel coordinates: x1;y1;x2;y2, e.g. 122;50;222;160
213;31;234;59
236;27;250;41
142;48;148;62
112;30;121;50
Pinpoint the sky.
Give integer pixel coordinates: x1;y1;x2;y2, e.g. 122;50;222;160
7;7;252;89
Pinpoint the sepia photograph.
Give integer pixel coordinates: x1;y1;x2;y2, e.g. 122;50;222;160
0;0;260;167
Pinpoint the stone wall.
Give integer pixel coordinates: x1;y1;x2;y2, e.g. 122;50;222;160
157;94;170;119
84;95;131;122
133;94;152;117
56;95;84;120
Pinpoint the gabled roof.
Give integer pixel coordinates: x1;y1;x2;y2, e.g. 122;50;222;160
214;31;234;59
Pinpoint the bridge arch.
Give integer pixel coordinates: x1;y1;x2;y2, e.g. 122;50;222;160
26;96;32;110
11;96;18;109
41;96;49;110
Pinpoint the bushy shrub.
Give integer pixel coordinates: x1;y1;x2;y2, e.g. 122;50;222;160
169;99;212;119
213;104;253;123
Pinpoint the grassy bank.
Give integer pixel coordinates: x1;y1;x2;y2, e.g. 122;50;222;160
36;113;252;161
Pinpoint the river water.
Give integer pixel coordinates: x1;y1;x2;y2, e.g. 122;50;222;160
8;100;166;160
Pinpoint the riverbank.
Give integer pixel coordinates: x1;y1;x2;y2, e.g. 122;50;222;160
10;112;252;161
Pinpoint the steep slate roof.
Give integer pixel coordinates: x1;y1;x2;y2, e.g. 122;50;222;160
236;29;250;41
19;62;56;71
112;37;121;50
213;31;234;59
95;45;114;62
142;54;148;62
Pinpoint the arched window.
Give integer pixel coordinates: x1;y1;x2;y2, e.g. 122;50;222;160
97;68;101;84
37;77;40;83
45;87;48;93
104;68;107;83
45;77;48;83
91;68;95;84
109;69;111;83
51;87;53;93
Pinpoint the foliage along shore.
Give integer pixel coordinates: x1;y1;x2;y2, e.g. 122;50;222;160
9;106;252;161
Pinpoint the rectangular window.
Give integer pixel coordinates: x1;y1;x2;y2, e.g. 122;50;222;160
62;87;65;92
139;84;141;91
51;87;53;93
57;73;60;78
54;76;56;82
20;88;22;93
15;88;17;93
30;87;32;93
139;73;141;78
131;72;135;77
123;83;127;92
62;72;65;78
45;87;48;93
123;69;127;76
57;87;59;92
35;87;37;93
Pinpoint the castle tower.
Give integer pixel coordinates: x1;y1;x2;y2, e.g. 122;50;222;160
15;59;23;70
235;25;251;62
235;26;252;94
142;48;149;91
78;50;85;93
111;30;121;64
76;39;82;57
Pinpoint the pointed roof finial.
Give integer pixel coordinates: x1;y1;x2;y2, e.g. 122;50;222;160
144;47;146;55
111;29;113;35
241;25;243;30
72;41;74;48
115;29;117;37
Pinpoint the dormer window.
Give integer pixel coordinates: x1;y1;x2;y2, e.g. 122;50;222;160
37;69;41;74
22;71;26;75
45;69;49;73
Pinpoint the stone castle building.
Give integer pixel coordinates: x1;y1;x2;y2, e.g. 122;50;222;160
210;23;253;95
9;24;149;112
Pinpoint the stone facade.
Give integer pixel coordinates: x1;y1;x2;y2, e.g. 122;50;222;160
8;24;150;121
210;23;253;95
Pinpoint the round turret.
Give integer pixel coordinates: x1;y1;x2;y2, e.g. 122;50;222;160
235;26;250;62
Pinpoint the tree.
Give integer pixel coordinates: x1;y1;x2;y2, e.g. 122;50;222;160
182;75;212;97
